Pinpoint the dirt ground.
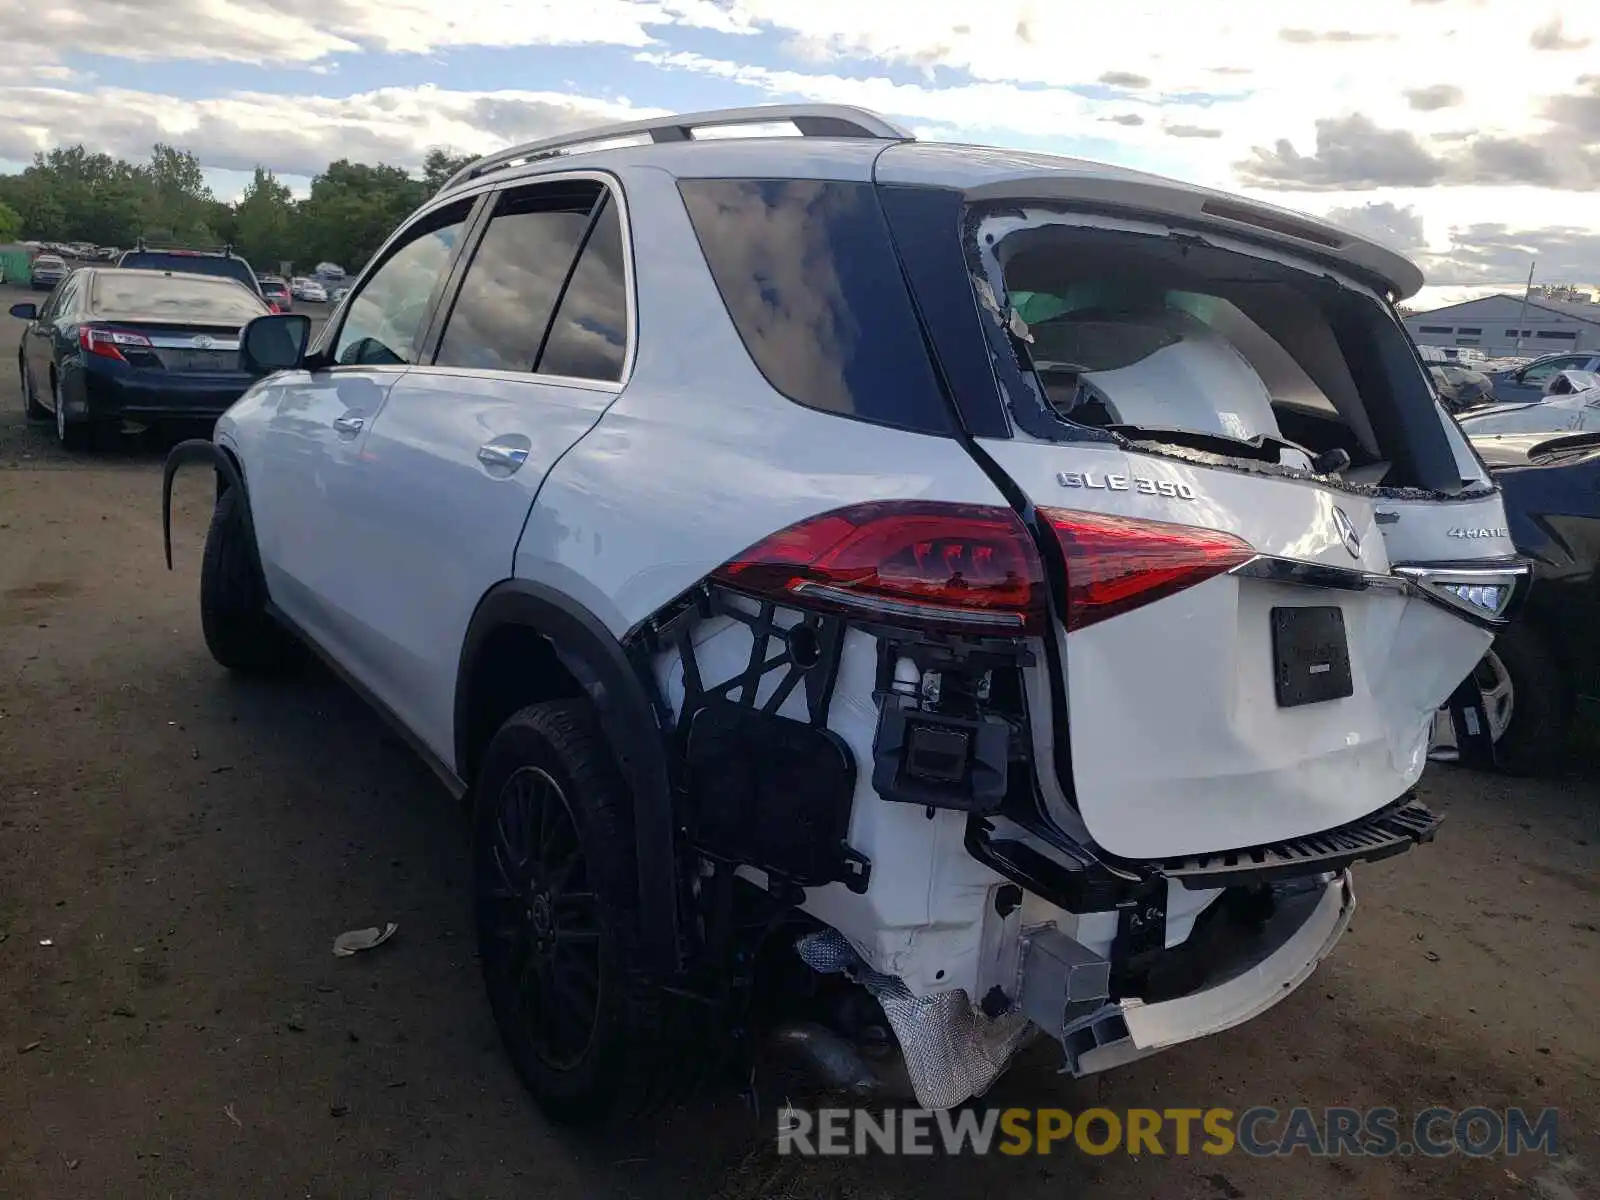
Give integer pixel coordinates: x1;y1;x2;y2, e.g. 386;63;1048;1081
1;285;1597;1200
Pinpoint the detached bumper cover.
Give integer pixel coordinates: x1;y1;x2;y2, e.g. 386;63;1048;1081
1025;872;1355;1077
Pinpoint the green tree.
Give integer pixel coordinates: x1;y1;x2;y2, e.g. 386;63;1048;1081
143;143;215;243
233;166;296;269
0;139;499;270
0;199;21;243
296;159;428;270
421;147;475;193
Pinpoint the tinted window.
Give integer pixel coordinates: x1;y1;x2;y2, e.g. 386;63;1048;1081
93;273;268;323
435;184;599;373
334;205;467;367
536;195;628;382
678;179;952;432
117;252;258;294
46;275;79;319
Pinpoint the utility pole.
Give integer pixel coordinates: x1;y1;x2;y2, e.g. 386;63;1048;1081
1513;261;1535;356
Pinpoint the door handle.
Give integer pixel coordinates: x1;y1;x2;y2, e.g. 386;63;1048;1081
477;442;530;473
332;414;364;435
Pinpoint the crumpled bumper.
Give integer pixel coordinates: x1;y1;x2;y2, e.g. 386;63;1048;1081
1044;871;1355;1076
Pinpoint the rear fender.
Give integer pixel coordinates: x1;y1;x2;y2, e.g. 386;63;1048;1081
161;439;250;570
456;580;681;976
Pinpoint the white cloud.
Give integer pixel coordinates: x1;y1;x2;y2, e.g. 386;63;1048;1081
0;0;1593;291
0;0;756;67
0;83;665;177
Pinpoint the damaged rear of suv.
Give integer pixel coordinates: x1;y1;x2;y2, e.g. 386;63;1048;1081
176;106;1527;1119
633;135;1526;1107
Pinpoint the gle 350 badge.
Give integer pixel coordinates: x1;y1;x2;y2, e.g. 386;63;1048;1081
1056;470;1198;500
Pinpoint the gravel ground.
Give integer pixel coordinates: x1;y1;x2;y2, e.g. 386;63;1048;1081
1;283;1597;1200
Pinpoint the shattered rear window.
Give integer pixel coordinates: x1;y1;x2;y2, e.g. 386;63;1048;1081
982;212;1469;491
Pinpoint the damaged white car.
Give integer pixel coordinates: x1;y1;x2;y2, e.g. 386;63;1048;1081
162;104;1527;1118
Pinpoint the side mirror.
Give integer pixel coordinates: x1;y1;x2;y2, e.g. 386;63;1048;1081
8;302;38;321
240;313;312;374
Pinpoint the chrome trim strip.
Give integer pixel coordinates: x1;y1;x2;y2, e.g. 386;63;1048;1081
1230;553;1530;627
147;336;240;350
1228;555;1407;593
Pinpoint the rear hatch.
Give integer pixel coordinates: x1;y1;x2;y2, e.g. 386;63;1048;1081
877;149;1523;860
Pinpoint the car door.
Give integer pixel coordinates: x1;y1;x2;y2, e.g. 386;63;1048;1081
329;174;634;762
26;275;70;396
249;196;481;672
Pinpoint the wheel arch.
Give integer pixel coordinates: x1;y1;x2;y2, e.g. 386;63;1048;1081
455;579;680;974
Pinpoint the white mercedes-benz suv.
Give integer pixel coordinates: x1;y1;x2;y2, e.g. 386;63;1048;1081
163;104;1525;1119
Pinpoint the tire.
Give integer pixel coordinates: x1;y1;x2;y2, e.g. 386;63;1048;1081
1487;622;1568;776
20;356;48;420
199;487;297;673
472;700;675;1124
53;375;95;452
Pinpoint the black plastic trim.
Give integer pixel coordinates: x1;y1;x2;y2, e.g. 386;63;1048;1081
456;579;680;974
1153;796;1441;889
160;438;256;574
964;816;1151;912
876;184;1013;439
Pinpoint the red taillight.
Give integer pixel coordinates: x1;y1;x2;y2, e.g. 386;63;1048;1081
79;325;153;362
712;501;1046;634
1040;508;1253;631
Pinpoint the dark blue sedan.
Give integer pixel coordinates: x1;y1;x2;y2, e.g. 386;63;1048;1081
12;267;271;451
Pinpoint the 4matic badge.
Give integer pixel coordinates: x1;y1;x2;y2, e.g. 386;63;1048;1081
1056;471;1198;500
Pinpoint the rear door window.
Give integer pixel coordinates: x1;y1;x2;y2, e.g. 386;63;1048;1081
534;194;628;383
433;181;601;373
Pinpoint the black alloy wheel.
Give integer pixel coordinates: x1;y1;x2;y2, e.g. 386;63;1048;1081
478;763;603;1072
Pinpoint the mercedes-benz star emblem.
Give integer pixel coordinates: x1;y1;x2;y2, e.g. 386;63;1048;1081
1332;506;1362;558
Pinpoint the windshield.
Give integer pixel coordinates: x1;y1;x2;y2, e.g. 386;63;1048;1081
92;273;269;323
119;252;259;294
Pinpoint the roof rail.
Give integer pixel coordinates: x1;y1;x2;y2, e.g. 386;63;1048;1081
440;104;914;193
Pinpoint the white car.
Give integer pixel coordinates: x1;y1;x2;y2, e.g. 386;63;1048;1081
162;104;1524;1120
289;276;327;302
1457;374;1600;437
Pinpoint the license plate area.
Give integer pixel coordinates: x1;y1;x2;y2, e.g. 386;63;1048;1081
1271;606;1353;707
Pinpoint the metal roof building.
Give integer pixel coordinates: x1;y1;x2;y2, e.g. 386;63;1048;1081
1403;293;1600;358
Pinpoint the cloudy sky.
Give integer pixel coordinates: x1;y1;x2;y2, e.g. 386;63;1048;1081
2;0;1596;309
